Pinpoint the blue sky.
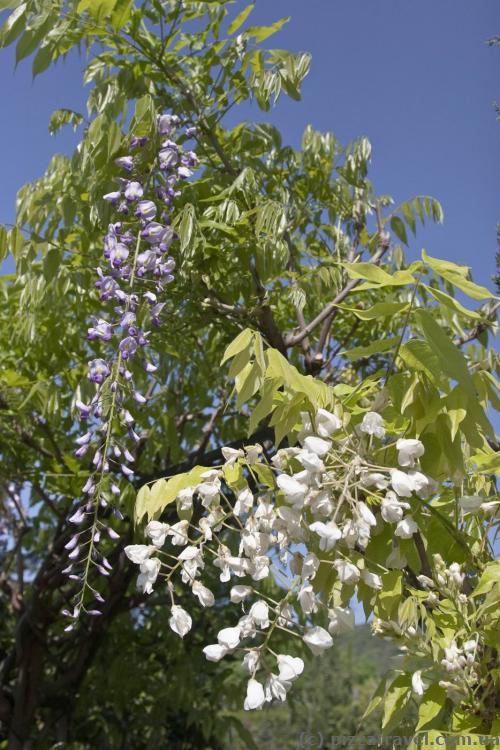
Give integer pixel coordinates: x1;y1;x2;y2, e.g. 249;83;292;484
0;0;498;289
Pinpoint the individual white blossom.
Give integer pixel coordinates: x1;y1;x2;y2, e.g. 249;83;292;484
309;489;334;517
297;450;325;474
303;436;332;457
221;446;244;465
408;470;436;499
230;585;253;603
301;552;320;580
217;626;241;650
381;492;408;523
395;516;419;539
303;626;333;655
168;520;189;545
328;606;355;634
277;474;309;507
243;649;260;673
360;411;385;439
179;545;204;583
390;469;415;498
244;678;266;710
234;487;254;516
244;444;262;464
412;670;425;696
136;557;161;594
192;580;215;607
203;644;228;662
169;605;192;638
309;520;341;551
249;555;270;581
298;582;317;615
276;654;304;682
334;558;360;584
361;569;382;589
362;472;389;490
249;600;270;629
265;674;288;702
177;487;194;511
124;544;156;564
145;520;170;547
238;614;256;639
396;438;425;468
357;501;377;527
315;408;342;437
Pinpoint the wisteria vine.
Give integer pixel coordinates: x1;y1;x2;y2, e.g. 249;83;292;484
124;409;488;711
63;114;197;627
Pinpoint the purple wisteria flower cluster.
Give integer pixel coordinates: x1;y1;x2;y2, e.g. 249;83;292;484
63;114;197;628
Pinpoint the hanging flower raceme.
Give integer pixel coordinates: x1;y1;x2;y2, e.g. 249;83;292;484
123;405;474;711
64;114;197;627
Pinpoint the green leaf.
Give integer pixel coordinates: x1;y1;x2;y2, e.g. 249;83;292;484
228;3;254;34
0;3;26;47
343;261;415;289
246;17;290;42
422;250;496;300
382;673;412;732
178;203;196;252
415;684;447;731
32;44;53;77
424;284;481;320
472;560;500;597
390;215;408;245
337;301;409;320
0;225;7;262
414;309;492;436
221;328;254;365
375;571;402;620
398;339;446;389
137;466;210;522
49;109;84;135
361;673;391;719
344;337;399;361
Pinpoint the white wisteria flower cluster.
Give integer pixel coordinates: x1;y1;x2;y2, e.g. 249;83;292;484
124;407;466;710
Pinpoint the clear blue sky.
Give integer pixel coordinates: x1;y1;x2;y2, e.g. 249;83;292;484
0;0;499;289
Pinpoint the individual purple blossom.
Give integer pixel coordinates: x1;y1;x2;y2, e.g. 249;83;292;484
118;336;138;360
135;200;157;221
75;432;92;446
95;270;119;301
109;243;129;267
103;191;121;204
65;534;80;550
159;145;179;169
88;318;113;341
76;399;92;419
157;113;179;135
124;181;143;201
88;359;111;384
177;166;193;179
115;156;133;171
141;222;165;243
69;508;86;525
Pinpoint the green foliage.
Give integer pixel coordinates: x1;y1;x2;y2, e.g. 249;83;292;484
0;0;498;746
